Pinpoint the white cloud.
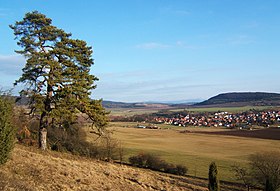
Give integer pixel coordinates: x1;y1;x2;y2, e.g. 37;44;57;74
0;54;25;75
94;78;216;102
0;8;13;16
92;69;222;102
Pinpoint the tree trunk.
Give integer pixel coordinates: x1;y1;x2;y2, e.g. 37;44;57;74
38;85;52;150
39;128;47;150
39;111;48;150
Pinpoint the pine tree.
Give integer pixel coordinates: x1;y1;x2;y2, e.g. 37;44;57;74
0;95;15;164
10;11;108;150
208;162;220;191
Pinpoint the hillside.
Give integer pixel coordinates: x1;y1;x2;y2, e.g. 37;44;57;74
102;101;140;108
102;101;172;109
0;145;247;191
196;92;280;106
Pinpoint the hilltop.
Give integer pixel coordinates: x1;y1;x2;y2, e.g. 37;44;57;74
103;92;280;109
195;92;280;107
14;92;280;109
0;145;246;191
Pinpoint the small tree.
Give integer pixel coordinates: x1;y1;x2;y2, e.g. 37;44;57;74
118;141;124;165
0;94;15;164
249;151;280;191
208;162;220;191
231;165;255;191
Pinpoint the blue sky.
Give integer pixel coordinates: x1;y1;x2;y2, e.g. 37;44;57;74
1;0;279;102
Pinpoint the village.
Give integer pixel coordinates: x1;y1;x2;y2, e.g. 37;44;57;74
153;110;280;129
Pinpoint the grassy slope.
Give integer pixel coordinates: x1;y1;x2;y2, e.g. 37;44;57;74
0;145;249;191
88;122;280;182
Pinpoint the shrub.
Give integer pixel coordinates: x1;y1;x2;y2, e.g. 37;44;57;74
0;95;15;165
208;162;220;191
47;124;99;158
129;155;144;167
231;164;256;190
176;164;188;176
47;124;122;161
164;163;177;174
12;107;38;146
129;153;187;176
249;151;280;191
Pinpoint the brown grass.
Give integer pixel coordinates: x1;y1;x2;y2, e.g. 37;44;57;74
0;145;254;191
85;122;280;182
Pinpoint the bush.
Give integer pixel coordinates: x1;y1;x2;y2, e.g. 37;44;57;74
13;110;121;161
208;162;220;191
129;154;145;167
249;151;280;191
0;95;15;165
13;108;38;146
47;124;122;161
47;124;99;158
231;164;255;190
129;153;187;176
176;164;188;176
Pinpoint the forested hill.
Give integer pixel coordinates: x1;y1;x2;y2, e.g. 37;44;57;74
196;92;280;106
101;101;142;108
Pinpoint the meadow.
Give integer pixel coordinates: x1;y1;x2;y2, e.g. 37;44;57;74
108;105;278;117
169;105;277;113
109;108;160;117
86;121;280;182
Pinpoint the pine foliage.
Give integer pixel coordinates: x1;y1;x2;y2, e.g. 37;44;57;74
10;11;108;148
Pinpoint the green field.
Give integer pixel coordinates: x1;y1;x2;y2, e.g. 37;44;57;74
108;105;279;118
170;105;277;113
86;122;280;182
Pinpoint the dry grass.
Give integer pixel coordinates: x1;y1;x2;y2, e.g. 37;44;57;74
0;144;250;191
86;122;280;182
108;108;160;117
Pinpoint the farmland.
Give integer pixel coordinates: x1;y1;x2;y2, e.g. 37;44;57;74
109;105;279;118
170;105;278;113
86;121;280;182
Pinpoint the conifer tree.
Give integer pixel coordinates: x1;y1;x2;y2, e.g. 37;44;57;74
10;11;108;150
208;162;220;191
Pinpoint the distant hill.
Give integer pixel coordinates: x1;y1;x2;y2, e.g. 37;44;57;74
102;101;139;108
196;92;280;106
102;101;172;109
13;97;173;109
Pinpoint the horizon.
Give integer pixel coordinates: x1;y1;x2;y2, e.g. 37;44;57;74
1;1;280;102
103;91;280;103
